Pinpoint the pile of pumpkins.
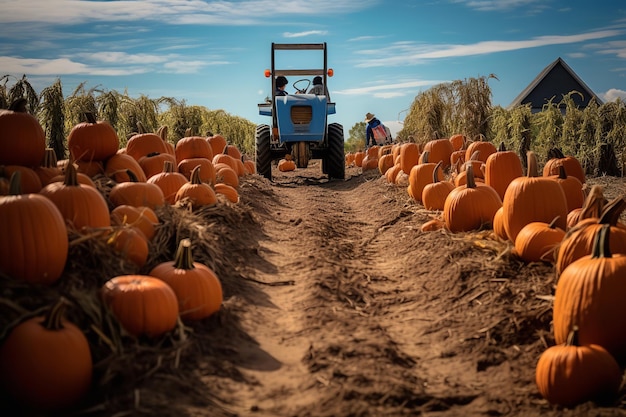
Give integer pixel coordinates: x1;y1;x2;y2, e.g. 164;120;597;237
359;134;626;408
0;100;249;411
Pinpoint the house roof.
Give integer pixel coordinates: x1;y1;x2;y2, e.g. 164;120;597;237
508;57;603;110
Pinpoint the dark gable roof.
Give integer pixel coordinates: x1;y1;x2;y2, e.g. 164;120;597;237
508;57;603;110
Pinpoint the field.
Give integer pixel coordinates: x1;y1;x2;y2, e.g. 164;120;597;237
4;160;626;417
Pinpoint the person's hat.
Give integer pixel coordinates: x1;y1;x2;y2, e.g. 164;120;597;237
365;112;375;122
313;76;322;85
276;76;288;88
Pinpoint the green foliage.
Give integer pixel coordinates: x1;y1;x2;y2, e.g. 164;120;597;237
345;121;367;152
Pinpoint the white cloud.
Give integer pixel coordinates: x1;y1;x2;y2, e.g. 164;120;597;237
603;88;626;102
0;53;225;76
0;56;146;76
452;0;547;12
335;79;446;96
0;0;378;25
283;30;328;38
77;52;168;65
373;92;406;99
355;30;623;67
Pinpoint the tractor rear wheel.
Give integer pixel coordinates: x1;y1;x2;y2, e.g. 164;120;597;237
255;124;272;180
326;123;345;180
293;141;309;168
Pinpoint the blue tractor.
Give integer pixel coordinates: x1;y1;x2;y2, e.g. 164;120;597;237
256;43;345;181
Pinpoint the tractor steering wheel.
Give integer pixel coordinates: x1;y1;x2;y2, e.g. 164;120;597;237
293;78;311;94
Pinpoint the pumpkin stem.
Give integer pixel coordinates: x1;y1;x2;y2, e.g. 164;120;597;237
157;125;168;141
421;150;430;164
465;164;476;189
565;325;580;347
579;185;606;219
126;169;139;183
557;164;568;180
84;112;97;124
598;197;626;226
42;297;70;331
8;171;22;195
432;161;443;183
64;162;80;187
43;148;58;168
526;151;539;177
497;142;506;152
548;216;560;229
190;165;202;184
136;121;146;134
8;98;28;112
468;150;480;161
163;160;174;173
591;224;612;259
173;239;196;270
185;127;193;137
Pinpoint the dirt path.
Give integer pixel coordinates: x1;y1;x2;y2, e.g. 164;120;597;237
185;161;586;417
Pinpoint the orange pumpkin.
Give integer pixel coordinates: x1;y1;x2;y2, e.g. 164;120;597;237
215;183;239;203
553;224;626;365
0;172;68;284
501;151;568;242
125;131;169;162
101;275;179;338
35;148;63;187
109;170;165;209
147;160;189;204
207;134;227;157
149;239;223;321
421;161;455;211
514;216;565;263
483;142;523;200
0;98;46;167
215;163;240;188
399;142;420;176
423;138;454;170
555;197;626;276
178;157;216;185
175;165;217;208
443;165;502;232
110;205;158;240
536;325;622;407
0;165;42;193
464;138;496;163
67;113;119;162
0;298;93;411
139;152;177;179
407;151;444;204
106;225;149;268
543;147;585;184
175;136;213;164
549;165;584;213
105;153;148;183
39;163;111;231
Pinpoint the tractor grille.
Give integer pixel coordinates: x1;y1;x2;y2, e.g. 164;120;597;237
291;106;312;125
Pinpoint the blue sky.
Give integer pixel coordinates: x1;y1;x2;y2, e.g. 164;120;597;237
1;0;625;136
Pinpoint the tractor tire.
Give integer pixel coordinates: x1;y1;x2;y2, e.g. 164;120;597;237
326;122;345;180
255;124;272;180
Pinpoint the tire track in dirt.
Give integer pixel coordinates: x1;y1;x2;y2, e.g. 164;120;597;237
223;166;460;416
